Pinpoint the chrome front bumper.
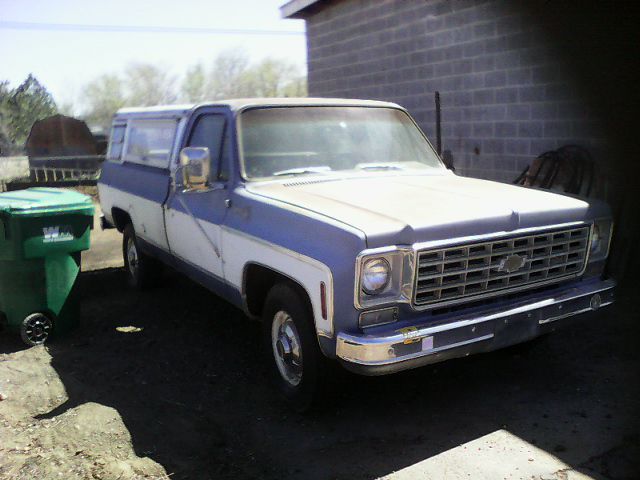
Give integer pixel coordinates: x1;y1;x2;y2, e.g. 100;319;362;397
337;278;615;375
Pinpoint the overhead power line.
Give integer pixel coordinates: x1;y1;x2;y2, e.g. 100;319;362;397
0;21;305;36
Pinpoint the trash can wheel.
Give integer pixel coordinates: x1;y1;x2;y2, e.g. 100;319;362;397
20;313;53;346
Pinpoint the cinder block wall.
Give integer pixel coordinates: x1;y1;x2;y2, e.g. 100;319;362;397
303;0;607;182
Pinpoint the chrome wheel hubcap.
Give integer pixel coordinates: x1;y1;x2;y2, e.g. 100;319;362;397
271;311;303;386
23;313;52;345
126;237;139;277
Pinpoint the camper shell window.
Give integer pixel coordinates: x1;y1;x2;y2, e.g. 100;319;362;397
107;124;126;161
123;119;177;168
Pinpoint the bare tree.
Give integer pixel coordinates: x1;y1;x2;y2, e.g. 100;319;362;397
207;49;251;98
81;74;126;132
281;75;308;97
180;49;307;101
126;63;177;106
181;63;209;103
58;101;77;117
243;58;304;97
81;64;176;130
80;51;307;131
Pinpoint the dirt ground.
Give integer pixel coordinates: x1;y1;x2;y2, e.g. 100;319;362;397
1;203;639;479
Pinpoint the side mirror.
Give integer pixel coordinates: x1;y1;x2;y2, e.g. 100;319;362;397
180;147;210;190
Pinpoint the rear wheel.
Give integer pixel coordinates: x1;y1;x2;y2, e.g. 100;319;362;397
122;223;162;289
20;313;53;346
263;283;327;411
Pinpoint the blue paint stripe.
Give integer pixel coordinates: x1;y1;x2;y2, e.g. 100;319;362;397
223;188;366;332
100;161;170;204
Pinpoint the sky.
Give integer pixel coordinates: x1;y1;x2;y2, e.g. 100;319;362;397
0;0;306;110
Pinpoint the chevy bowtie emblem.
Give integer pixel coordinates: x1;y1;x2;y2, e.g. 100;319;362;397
497;254;527;273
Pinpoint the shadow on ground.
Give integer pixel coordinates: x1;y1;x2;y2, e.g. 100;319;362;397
2;267;639;479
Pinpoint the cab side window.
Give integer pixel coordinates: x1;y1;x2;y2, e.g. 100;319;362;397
187;114;229;181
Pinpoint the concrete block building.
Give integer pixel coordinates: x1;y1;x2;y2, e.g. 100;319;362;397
281;0;608;183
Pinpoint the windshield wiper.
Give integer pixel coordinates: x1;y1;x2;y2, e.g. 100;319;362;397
273;166;332;177
357;163;404;171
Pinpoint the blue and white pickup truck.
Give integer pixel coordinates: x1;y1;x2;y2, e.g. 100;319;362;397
99;98;615;408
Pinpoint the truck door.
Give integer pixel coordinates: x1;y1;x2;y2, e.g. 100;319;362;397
164;110;231;280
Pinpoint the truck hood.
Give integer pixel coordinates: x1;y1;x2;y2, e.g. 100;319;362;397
246;173;596;248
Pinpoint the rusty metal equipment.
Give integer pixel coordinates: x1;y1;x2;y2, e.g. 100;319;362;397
514;145;603;198
1;115;105;191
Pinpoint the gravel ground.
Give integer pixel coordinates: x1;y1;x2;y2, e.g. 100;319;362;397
1;263;638;479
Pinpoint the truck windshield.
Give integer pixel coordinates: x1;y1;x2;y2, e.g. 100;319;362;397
239;106;444;180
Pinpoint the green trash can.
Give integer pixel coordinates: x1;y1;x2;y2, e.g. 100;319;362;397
0;188;94;345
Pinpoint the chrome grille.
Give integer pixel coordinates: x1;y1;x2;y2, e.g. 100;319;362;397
414;225;591;307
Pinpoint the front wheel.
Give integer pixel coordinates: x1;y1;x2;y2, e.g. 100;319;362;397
263;283;327;411
122;223;162;289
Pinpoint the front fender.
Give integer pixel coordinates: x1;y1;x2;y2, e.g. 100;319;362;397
222;227;335;339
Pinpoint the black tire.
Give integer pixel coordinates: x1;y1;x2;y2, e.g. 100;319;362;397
122;223;162;289
262;283;328;412
20;312;54;346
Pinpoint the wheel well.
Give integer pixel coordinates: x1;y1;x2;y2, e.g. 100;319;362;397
243;264;312;319
111;207;131;232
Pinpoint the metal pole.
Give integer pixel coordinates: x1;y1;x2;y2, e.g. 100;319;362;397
435;91;442;156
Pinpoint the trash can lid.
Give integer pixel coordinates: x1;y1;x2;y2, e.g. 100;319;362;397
0;188;93;216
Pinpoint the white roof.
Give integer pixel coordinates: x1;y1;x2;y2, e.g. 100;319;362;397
114;97;403;118
116;104;194;116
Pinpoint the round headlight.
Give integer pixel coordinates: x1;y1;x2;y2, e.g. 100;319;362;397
590;224;602;256
362;258;390;295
